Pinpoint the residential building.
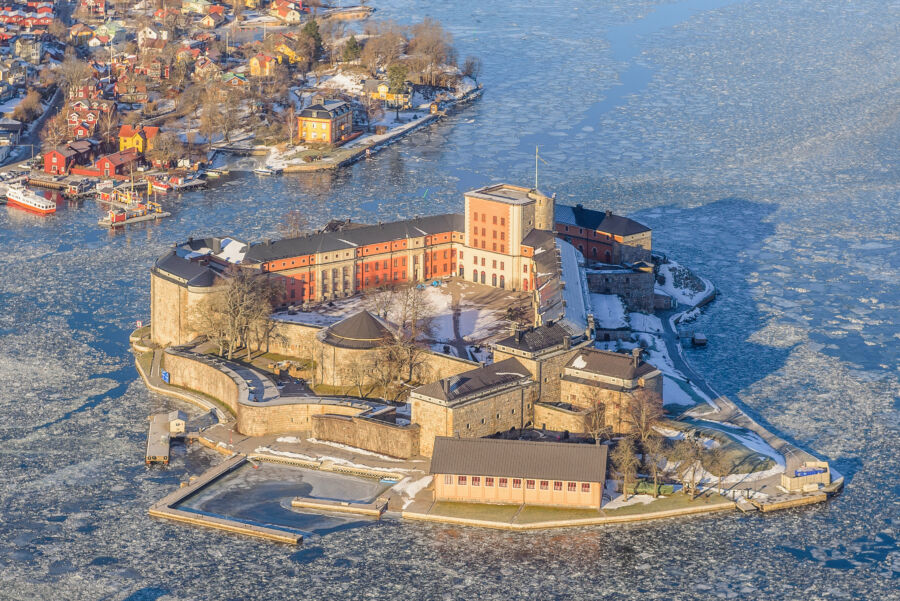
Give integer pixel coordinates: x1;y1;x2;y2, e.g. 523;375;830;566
0;116;21;145
95;148;139;178
14;36;41;63
296;98;352;144
430;437;607;509
43;146;77;174
118;124;159;153
555;203;652;265
363;79;412;108
249;53;276;77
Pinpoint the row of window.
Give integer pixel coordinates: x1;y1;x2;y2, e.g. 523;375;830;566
445;475;591;493
471;226;506;241
471;256;506;270
471;239;507;253
472;212;506;226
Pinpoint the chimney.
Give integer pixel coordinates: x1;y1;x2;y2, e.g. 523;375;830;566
211;238;221;254
515;329;522;343
264;238;271;246
563;336;571;350
631;347;642;368
606;210;612;218
441;378;449;396
576;203;583;209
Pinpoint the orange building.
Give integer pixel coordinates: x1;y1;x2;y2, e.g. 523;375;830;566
430;437;607;509
297;99;352;145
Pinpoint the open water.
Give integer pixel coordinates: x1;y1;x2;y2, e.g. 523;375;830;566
0;0;897;599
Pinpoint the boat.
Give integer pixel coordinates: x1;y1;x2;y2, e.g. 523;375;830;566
98;199;170;228
169;174;206;191
254;167;278;176
6;184;55;215
692;332;708;346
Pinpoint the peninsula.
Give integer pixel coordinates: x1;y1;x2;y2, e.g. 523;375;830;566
133;183;841;542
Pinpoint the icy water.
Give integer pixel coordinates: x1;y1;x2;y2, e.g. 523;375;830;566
1;0;898;598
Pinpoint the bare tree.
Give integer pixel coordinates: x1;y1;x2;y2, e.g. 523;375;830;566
342;356;370;397
584;404;611;445
611;436;640;500
60;57;94;95
673;436;704;499
643;433;665;497
624;388;664;444
705;445;730;496
462;55;482;82
40;112;68;148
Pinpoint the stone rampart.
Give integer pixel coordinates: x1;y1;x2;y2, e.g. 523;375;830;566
534;402;588;434
311;413;421;459
163;351;241;415
239;400;363;437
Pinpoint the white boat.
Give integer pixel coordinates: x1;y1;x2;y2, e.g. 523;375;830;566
253;167;278;176
6;184;55;215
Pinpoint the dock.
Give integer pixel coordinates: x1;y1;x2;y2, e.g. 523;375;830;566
146;414;172;465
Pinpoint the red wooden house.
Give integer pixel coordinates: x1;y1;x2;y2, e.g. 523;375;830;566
43;146;76;174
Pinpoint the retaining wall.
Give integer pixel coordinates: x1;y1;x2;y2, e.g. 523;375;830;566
311;412;420;459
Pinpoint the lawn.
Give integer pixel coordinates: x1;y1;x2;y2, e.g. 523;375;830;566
135;351;153;378
429;502;521;523
514;505;603;524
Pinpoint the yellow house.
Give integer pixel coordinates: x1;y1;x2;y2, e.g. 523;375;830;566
274;43;301;64
297;98;353;145
249;53;276;77
118;125;159;153
363;79;411;108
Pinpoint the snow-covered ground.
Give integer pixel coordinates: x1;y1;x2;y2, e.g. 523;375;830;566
656;260;714;306
591;293;628;329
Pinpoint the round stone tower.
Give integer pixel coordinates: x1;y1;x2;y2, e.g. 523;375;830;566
530;189;555;232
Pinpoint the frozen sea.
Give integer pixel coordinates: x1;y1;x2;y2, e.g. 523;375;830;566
1;0;898;599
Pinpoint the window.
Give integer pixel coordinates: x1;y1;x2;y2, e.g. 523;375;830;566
500;245;505;253
485;477;494;487
473;211;478;221
500;232;505;241
567;482;577;492
540;481;549;491
481;227;486;236
492;260;497;268
493;216;497;224
499;478;508;488
513;479;522;489
445;475;453;485
481;214;486;222
499;275;505;289
481;241;486;249
526;480;535;490
481;272;486;284
493;243;497;251
481;418;485;424
481;258;486;266
365;264;369;272
473;255;477;264
500;262;505;270
472;477;480;486
459;251;463;260
492;274;497;287
493;231;497;239
458;476;467;485
524;265;529;273
444;250;448;259
581;483;591;493
554;481;563;491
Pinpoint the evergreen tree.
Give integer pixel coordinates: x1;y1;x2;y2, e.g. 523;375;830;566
343;35;361;62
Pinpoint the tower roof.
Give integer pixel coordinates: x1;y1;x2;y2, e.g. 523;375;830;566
318;310;393;349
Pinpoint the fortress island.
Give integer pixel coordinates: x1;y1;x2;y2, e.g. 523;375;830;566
133;183;841;543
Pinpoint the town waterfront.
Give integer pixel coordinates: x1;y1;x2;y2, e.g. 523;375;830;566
0;0;897;598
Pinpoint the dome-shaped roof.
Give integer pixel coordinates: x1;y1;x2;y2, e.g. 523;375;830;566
318;310;394;349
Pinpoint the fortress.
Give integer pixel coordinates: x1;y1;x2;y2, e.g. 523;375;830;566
147;183;662;458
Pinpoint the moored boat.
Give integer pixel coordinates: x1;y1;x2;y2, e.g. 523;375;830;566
6;184;55;215
253;167;278;176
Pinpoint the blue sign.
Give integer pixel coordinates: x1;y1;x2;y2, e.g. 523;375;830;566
161;370;170;384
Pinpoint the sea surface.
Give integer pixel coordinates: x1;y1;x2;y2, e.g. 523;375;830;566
0;0;897;599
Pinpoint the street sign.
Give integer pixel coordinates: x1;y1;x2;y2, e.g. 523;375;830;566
161;370;170;384
136;320;143;328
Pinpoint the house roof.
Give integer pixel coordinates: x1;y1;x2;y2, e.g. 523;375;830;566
299;99;350;119
98;148;138;166
244;213;463;262
555;204;650;237
413;357;531;405
429;437;608;483
564;348;658;380
318;310;393;349
363;78;388;92
493;322;578;355
49;145;76;157
154;251;217;287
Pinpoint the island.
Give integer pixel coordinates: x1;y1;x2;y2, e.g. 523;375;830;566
132;182;842;543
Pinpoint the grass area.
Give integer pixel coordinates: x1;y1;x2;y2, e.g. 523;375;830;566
135;351;153;378
602;492;732;517
663;418;777;476
430;501;521;522
515;505;602;524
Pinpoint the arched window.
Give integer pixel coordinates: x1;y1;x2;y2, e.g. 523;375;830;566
459;266;464;279
481;271;486;284
492;274;497;287
473;270;478;283
499;275;505;289
523;280;529;291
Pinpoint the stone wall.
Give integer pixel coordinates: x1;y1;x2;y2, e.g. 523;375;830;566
163;351;240;415
560;375;662;435
585;269;654;312
267;320;321;359
311;413;420;459
534;402;588;434
239;400;362;437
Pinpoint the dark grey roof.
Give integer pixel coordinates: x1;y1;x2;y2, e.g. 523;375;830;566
154;251;216;287
565;349;658;380
319;310;393;349
493;323;575;355
521;228;555;250
430;437;607;482
362;78;387;91
299;100;350;119
556;204;650;236
245;213;463;262
413;358;531;404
